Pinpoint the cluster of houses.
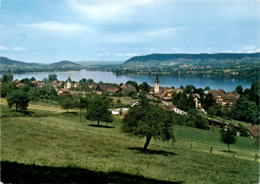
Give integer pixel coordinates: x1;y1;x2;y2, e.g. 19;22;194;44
7;76;259;138
11;75;240;110
148;74;239;114
204;89;240;106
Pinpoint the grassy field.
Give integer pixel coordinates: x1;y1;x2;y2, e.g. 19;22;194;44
1;100;259;184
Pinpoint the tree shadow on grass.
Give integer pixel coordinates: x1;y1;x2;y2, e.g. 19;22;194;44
128;147;177;156
222;150;236;154
1;161;182;184
88;124;115;128
60;112;78;115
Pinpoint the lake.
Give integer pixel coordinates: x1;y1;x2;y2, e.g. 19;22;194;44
10;70;254;92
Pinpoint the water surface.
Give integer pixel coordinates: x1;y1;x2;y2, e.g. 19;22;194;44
10;70;254;92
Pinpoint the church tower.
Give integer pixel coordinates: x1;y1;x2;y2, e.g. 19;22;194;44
66;76;72;89
154;73;160;94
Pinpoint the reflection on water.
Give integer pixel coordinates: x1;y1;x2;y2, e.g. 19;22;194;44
10;70;253;92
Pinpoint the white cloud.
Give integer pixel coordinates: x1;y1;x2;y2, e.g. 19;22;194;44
22;21;88;32
146;28;177;36
0;45;27;51
102;27;178;43
13;46;27;51
0;45;8;51
242;45;259;53
67;0;158;22
98;51;137;57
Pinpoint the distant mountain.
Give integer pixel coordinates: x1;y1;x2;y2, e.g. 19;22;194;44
77;61;123;66
50;60;81;67
0;57;84;73
126;53;260;62
0;57;42;66
123;53;260;69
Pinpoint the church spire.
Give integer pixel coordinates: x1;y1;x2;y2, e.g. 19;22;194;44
155;73;159;82
154;73;160;94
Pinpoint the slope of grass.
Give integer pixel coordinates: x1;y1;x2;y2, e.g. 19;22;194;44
1;101;259;184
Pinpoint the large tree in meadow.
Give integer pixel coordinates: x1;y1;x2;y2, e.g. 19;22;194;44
220;127;237;151
85;97;112;126
59;95;76;113
122;104;174;152
76;97;89;122
7;90;30;113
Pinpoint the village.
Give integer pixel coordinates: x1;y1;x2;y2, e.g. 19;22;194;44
10;75;240;113
7;74;259;139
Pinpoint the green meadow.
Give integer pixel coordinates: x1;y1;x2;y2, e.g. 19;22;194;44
0;101;259;184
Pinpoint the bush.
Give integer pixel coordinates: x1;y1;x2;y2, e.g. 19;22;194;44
238;124;249;137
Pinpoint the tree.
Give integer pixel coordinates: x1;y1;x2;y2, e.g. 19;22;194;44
203;93;216;110
238;124;248;137
208;105;223;116
48;74;57;81
20;78;33;87
204;86;210;90
85;97;112;126
235;85;243;95
2;74;13;82
0;83;16;98
184;85;196;94
138;94;149;107
139;82;150;93
7;90;30;113
248;81;260;107
59;96;76;112
220;127;237;151
173;92;195;111
76;97;89;122
122;104;174;152
231;96;258;124
126;81;139;91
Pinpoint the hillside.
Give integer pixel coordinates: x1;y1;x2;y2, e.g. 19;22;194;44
0;57;42;66
0;57;84;73
110;53;260;79
126;53;260;62
77;61;123;66
50;60;81;67
0;100;259;184
123;53;260;68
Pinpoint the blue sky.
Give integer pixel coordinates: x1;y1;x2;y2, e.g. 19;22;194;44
0;0;259;63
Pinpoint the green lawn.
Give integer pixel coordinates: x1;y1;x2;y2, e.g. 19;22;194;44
110;96;134;105
1;102;259;184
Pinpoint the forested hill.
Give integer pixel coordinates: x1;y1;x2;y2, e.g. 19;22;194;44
0;57;84;73
125;53;260;64
49;60;81;67
112;53;260;79
0;57;41;66
122;52;260;69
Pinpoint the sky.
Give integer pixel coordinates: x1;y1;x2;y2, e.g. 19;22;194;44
0;0;260;63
